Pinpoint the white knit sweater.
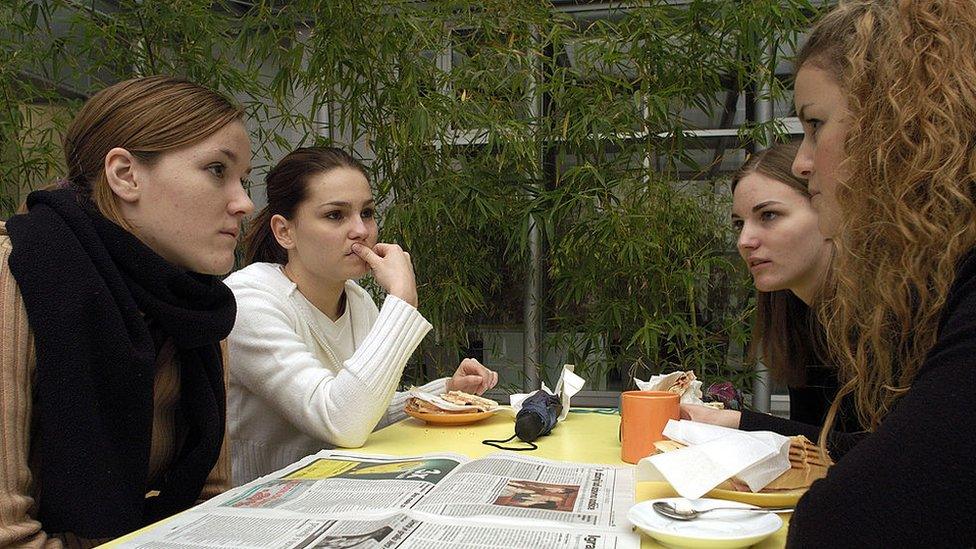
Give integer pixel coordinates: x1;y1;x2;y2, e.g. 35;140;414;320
225;263;443;486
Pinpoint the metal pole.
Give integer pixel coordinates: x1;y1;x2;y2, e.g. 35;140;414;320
524;218;542;391
523;29;543;391
751;42;775;413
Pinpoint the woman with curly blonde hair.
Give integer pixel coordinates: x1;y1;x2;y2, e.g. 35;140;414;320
788;1;976;546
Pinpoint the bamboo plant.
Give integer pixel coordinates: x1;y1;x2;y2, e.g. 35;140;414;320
0;0;816;392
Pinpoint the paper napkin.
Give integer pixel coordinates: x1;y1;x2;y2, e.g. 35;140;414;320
636;420;792;499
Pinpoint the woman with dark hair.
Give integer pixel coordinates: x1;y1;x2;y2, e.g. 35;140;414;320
226;146;497;486
681;143;862;457
785;1;976;546
0;75;254;545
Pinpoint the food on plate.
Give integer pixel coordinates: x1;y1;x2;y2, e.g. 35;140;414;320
653;435;833;492
441;391;498;412
405;398;453;414
652;440;686;453
404;391;499;415
722;435;832;492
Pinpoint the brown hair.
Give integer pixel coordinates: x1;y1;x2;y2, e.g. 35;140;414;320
730;142;807;197
63;75;243;228
797;1;976;447
243;146;370;265
732;142;827;386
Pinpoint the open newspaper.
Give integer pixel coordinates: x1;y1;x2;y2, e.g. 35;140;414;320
117;450;639;549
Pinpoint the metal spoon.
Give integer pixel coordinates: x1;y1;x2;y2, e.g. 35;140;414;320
652;501;792;521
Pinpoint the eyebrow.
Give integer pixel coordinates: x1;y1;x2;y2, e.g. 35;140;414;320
752;200;782;212
731;199;784;219
318;199;376;208
216;148;252;174
797;104;812;122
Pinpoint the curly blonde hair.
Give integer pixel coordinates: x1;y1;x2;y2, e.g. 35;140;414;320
797;1;976;446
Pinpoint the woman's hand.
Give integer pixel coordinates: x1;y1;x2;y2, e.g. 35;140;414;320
680;403;742;429
446;358;498;395
351;242;418;307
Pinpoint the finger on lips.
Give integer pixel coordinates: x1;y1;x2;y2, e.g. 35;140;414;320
352;242;373;257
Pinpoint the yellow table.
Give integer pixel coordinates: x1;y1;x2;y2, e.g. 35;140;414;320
104;408;788;548
369;408;788;549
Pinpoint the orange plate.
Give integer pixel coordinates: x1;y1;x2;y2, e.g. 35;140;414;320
404;407;496;425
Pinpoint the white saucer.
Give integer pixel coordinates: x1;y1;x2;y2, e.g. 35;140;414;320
628;497;783;549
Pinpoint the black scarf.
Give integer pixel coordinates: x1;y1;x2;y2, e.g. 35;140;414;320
5;189;235;538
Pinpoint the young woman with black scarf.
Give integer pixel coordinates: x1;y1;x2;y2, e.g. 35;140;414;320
0;75;254;546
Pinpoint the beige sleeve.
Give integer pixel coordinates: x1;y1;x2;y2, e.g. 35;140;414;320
197;339;232;501
0;228;61;548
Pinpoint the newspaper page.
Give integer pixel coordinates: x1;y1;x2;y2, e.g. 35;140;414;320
209;452;464;515
116;510;635;549
113;451;639;549
412;453;633;530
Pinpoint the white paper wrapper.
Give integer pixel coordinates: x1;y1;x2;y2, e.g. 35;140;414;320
510;364;585;421
636;420;792;499
406;389;501;412
634;370;704;405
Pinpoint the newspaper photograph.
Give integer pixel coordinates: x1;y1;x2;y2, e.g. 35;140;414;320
113;450;639;549
413;453;632;529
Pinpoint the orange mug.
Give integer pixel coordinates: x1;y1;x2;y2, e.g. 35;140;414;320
620;390;680;464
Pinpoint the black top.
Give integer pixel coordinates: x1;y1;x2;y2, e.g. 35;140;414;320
788;365;858;430
739;365;867;459
786;251;976;548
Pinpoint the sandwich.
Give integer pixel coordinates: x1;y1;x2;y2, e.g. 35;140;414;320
652;439;686;453
653;435;833;492
666;371;697;396
662;371;723;409
735;435;832;492
405;391;499;415
441;391;498;412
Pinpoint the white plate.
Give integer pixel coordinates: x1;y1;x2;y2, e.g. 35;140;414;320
628;497;783;549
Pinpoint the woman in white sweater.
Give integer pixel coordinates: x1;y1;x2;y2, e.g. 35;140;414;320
226;147;497;485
